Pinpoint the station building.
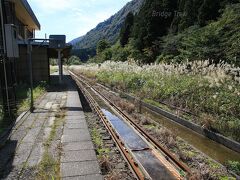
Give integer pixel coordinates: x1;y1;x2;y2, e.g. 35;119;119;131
2;0;49;83
1;0;71;83
0;0;71;116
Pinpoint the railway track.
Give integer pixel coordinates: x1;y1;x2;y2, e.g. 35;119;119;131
69;70;192;180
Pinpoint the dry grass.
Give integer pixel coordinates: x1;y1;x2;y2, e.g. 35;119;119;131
99;155;112;175
70;61;240;142
36;151;61;180
155;128;177;149
115;99;135;114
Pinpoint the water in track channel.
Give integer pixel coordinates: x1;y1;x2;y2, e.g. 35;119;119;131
93;81;240;164
141;106;240;164
102;109;178;180
87;88;182;179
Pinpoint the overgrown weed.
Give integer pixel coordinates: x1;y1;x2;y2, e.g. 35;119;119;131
70;61;240;141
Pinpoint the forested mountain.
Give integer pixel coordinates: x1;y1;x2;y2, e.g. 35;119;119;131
91;0;239;65
129;0;239;63
70;0;144;49
70;37;83;47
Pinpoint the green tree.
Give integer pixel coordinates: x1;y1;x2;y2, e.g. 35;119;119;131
132;0;178;51
102;49;112;61
178;0;196;30
97;39;110;54
67;56;82;65
120;12;134;47
198;0;221;26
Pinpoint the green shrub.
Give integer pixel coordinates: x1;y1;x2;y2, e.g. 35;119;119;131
67;56;82;65
227;161;240;175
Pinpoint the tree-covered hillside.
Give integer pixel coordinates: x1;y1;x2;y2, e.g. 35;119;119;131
70;0;144;49
91;0;240;66
129;0;240;64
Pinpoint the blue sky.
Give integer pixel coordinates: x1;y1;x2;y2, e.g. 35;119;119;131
28;0;131;42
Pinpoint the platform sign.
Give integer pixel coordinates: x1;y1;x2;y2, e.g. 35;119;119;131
49;35;66;84
49;35;66;49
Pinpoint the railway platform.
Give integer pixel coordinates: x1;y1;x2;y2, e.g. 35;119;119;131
0;74;102;180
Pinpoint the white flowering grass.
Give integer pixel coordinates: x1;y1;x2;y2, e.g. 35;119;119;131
70;60;240;141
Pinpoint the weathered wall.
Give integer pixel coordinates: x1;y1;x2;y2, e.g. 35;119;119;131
16;45;49;83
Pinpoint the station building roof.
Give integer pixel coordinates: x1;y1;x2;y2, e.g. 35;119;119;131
8;0;40;30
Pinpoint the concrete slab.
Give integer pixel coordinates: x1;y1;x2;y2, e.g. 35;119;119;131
21;127;41;143
27;158;41;167
61;129;91;143
62;150;97;162
61;161;101;177
66;111;85;117
10;130;27;141
15;142;32;154
63;141;94;151
65;122;88;129
38;99;48;109
45;116;55;127
45;102;53;110
32;118;46;128
15;115;36;130
52;104;60;111
57;75;101;179
65;119;87;125
62;174;103;180
66;99;82;107
27;143;43;167
65;116;86;122
43;127;52;141
13;143;32;166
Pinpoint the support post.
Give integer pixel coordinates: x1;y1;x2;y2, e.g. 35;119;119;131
57;49;62;84
27;40;34;112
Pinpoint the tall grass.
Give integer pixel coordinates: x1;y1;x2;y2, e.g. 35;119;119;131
17;82;47;114
70;60;240;142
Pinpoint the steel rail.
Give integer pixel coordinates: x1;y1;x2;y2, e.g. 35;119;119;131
94;87;192;175
76;73;197;117
69;70;192;179
72;73;147;180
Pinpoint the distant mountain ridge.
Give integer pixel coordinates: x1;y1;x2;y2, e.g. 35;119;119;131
70;0;144;49
70;37;83;46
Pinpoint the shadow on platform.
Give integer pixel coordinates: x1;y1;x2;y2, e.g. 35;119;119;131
0;140;18;179
49;75;77;92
